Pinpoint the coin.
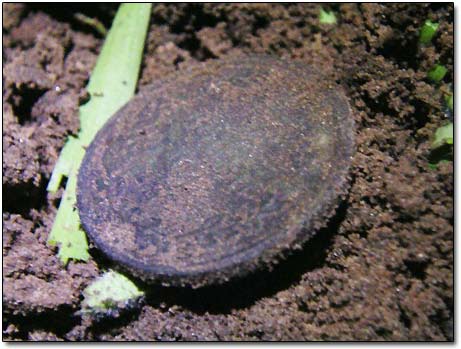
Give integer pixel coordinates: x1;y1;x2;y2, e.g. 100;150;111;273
77;55;355;287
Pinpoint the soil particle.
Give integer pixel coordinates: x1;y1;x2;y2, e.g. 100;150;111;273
2;3;453;341
2;123;41;188
3;212;100;316
140;41;194;85
196;22;233;57
8;11;71;49
27;330;63;341
2;4;27;32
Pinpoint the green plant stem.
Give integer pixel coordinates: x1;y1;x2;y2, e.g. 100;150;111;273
47;3;152;264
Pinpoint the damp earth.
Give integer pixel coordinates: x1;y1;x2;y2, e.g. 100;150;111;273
77;55;354;287
3;3;453;341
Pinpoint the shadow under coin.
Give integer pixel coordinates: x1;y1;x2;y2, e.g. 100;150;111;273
140;200;348;315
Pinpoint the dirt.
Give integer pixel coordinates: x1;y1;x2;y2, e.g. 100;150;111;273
2;3;453;341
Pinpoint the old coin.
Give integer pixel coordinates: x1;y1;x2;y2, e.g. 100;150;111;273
77;55;354;287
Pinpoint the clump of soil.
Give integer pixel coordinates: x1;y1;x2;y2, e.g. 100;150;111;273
3;3;453;341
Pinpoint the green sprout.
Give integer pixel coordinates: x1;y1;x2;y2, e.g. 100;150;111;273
445;93;453;112
432;123;453;149
429;122;453;169
47;3;151;264
419;20;439;45
74;13;108;36
81;271;144;317
427;64;448;83
319;7;337;25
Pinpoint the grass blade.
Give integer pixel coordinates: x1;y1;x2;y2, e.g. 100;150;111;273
419;20;439;45
427;64;448;83
47;3;152;264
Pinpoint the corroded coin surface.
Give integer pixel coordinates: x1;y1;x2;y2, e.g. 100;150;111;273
77;55;355;287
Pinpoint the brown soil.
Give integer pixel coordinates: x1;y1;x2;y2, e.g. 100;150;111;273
2;3;453;341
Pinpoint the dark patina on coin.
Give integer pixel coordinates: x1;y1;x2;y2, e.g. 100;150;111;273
77;55;355;287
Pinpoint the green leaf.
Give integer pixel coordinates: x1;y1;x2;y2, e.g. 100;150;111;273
319;8;337;25
427;64;448;83
47;3;152;264
429;123;453;168
79;3;152;141
81;271;144;315
432;123;453;149
419;20;439;45
47;137;85;193
445;93;453;112
48;163;89;264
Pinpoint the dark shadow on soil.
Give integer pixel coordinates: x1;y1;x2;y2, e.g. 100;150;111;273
129;201;349;315
377;36;419;69
2;176;48;217
2;305;79;340
8;85;47;125
85;307;142;339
